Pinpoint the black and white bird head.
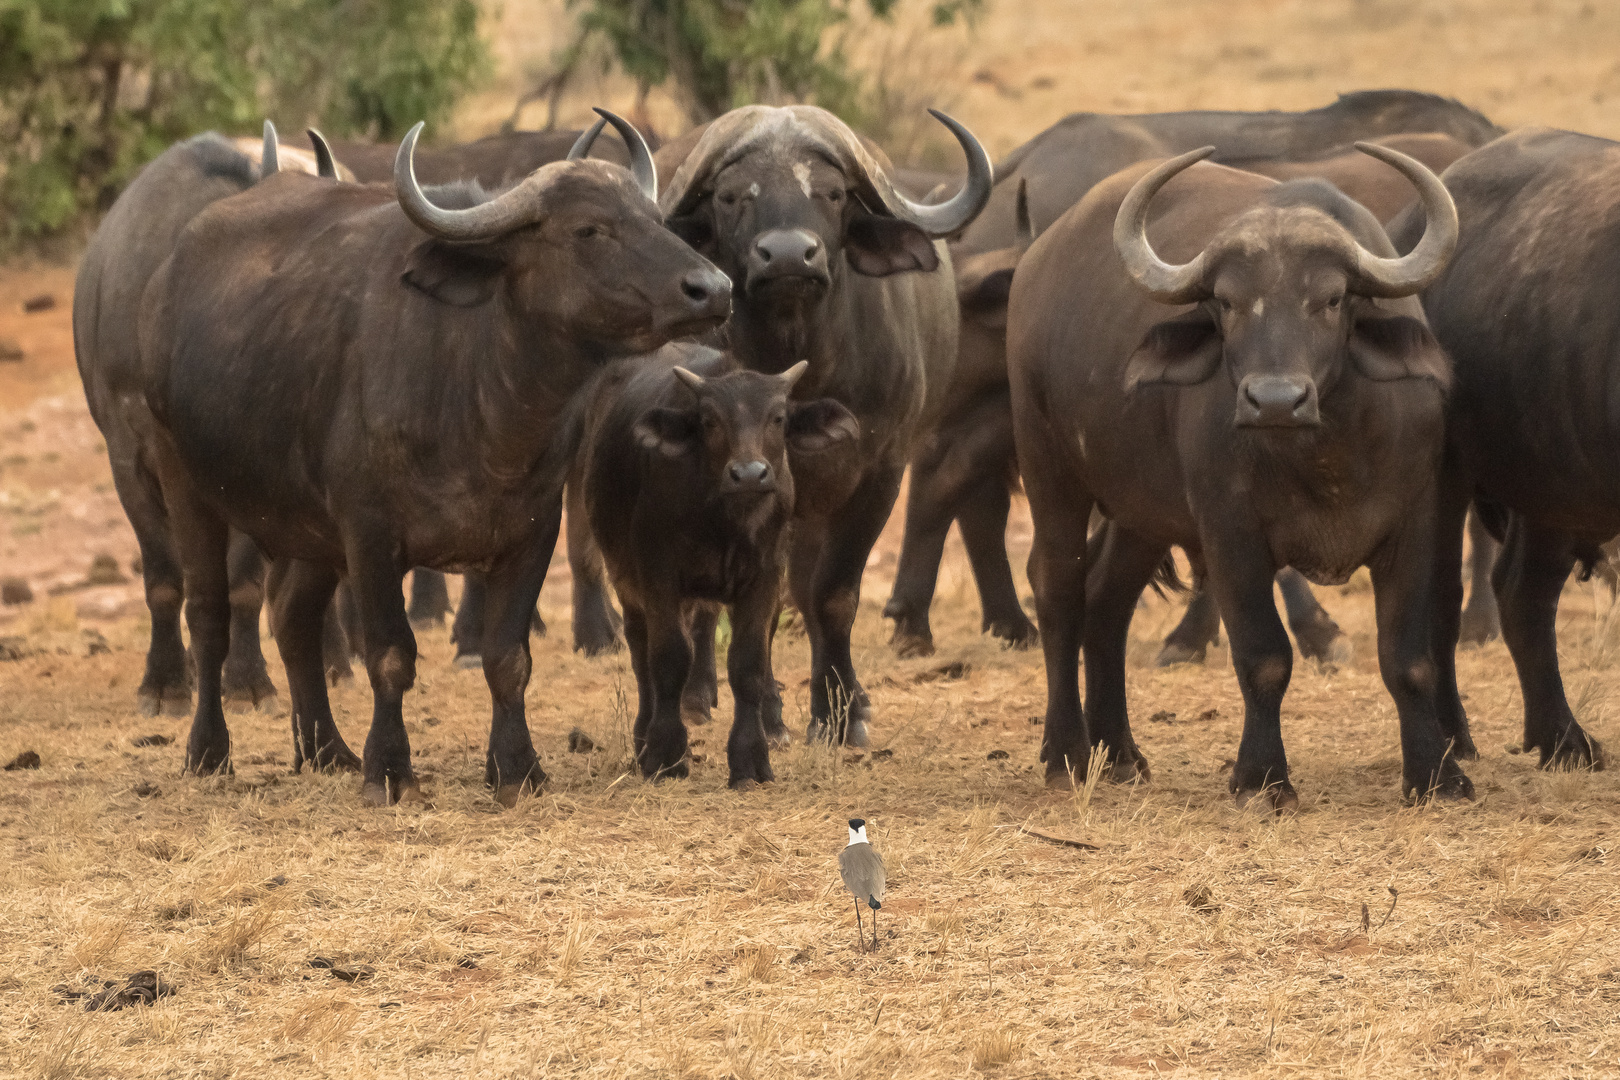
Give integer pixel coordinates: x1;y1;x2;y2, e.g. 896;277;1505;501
847;818;869;845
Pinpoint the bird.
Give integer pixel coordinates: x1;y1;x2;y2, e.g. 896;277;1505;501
838;817;886;952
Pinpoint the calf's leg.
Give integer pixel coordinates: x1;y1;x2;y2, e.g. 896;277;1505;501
682;605;720;725
1495;518;1605;768
222;531;278;710
639;600;693;780
959;470;1038;648
726;578;781;789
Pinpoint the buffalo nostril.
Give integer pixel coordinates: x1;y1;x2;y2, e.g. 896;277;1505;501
755;244;773;264
803;243;819;263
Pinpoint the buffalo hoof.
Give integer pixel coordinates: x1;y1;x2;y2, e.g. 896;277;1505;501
222;670;278;714
326;660;354;686
986;613;1039;650
572;622;622;657
681;702;713;727
360;777;424;806
1534;729;1606;771
1155;641;1207;668
530;609;548;639
453;652;482;670
184;740;232;777
1406;762;1475;803
728;755;774;790
888;626;935;659
1234;783;1300;815
141;688;194;718
492;781;541;808
1108;752;1151;784
313;743;362;773
1448;728;1481;762
1457;604;1500;647
639;727;690;781
764;725;793;750
1293;611;1352;665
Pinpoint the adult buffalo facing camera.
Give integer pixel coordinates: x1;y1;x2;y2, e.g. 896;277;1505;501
580;348;859;787
1394;128;1616;772
139;111;731;805
655;104;992;746
1009;143;1470;808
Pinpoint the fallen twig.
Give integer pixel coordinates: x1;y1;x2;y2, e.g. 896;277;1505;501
1017;826;1099;851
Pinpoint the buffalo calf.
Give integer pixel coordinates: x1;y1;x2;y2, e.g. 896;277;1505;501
582;348;859;787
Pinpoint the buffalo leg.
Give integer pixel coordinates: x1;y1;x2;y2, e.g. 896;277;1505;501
568;482;623;655
622;602;654;753
800;464;904;747
1278;568;1352;664
1429;471;1479;759
221;531;278;711
270;559;361;773
959;470;1038;648
1369;512;1474;801
480;516;558;806
1458;507;1501;644
883;439;958;658
1080;525;1161;782
1494;519;1605;768
344;533;420;806
726;577;780;788
1206;538;1297;812
407;569;452;629
109;439;192;717
682;605;720;726
155;450;233;776
1157;574;1219;667
638;600;693;780
322;584;357;684
1023;469;1094;787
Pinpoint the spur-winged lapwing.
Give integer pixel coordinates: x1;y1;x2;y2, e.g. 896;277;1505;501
838;818;886;951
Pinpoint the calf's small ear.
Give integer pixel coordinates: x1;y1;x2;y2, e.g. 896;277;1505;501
956;260;1016;330
633;408;700;457
1349;314;1451;388
1124;308;1223;390
787;398;861;451
402;240;504;307
845;213;940;276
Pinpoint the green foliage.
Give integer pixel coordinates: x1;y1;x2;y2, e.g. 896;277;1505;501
0;0;489;247
570;0;982;126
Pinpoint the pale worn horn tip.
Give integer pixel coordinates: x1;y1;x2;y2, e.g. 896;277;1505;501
672;366;705;390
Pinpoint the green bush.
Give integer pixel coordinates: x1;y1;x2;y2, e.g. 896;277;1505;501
0;0;488;248
568;0;982;127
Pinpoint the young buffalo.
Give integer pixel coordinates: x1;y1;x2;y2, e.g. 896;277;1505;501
581;348;859;787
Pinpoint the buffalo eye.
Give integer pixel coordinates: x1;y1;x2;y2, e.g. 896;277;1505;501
717;190;738;207
1216;297;1234;315
1325;294;1344;311
826;189;844;204
574;224;601;239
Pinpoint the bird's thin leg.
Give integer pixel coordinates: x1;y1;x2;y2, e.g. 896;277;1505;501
871;905;878;951
854;898;865;952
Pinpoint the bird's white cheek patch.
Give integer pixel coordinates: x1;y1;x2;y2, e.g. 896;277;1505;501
793;162;813;199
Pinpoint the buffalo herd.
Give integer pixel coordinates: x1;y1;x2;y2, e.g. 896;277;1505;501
70;89;1613;810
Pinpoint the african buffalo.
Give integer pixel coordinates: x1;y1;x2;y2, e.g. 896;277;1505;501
139;111;730;804
74;125;343;717
1009;143;1470;807
885;92;1501;657
1394;127;1616;770
580;347;859;785
650;105;992;745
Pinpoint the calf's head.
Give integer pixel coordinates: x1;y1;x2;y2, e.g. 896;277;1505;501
1115;143;1457;428
633;361;860;518
395;108;731;354
659;106;992;323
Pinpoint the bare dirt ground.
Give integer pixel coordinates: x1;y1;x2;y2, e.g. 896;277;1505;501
5;1;1620;1076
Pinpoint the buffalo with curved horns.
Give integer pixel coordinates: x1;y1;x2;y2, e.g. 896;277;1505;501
1009;142;1470;808
635;104;992;753
138;110;731;805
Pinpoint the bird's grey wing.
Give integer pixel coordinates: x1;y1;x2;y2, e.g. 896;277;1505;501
867;849;887;904
838;847;860;895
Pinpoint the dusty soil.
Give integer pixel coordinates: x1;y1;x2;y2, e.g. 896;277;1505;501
5;1;1620;1076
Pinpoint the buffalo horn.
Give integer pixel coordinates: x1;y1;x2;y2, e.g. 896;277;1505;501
394;122;536;242
857;110;992;238
672;367;706;390
1345;141;1458;298
779;360;809;387
1113;146;1216;304
568;107;658;203
307;129;337;179
1013;177;1035;252
260;120;279;179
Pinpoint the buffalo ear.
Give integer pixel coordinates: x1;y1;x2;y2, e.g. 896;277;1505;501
787;398;860;452
1350;314;1451;387
845;212;940;276
1124;308;1223;390
401;240;504;307
633;408;700;458
957;264;1016;330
